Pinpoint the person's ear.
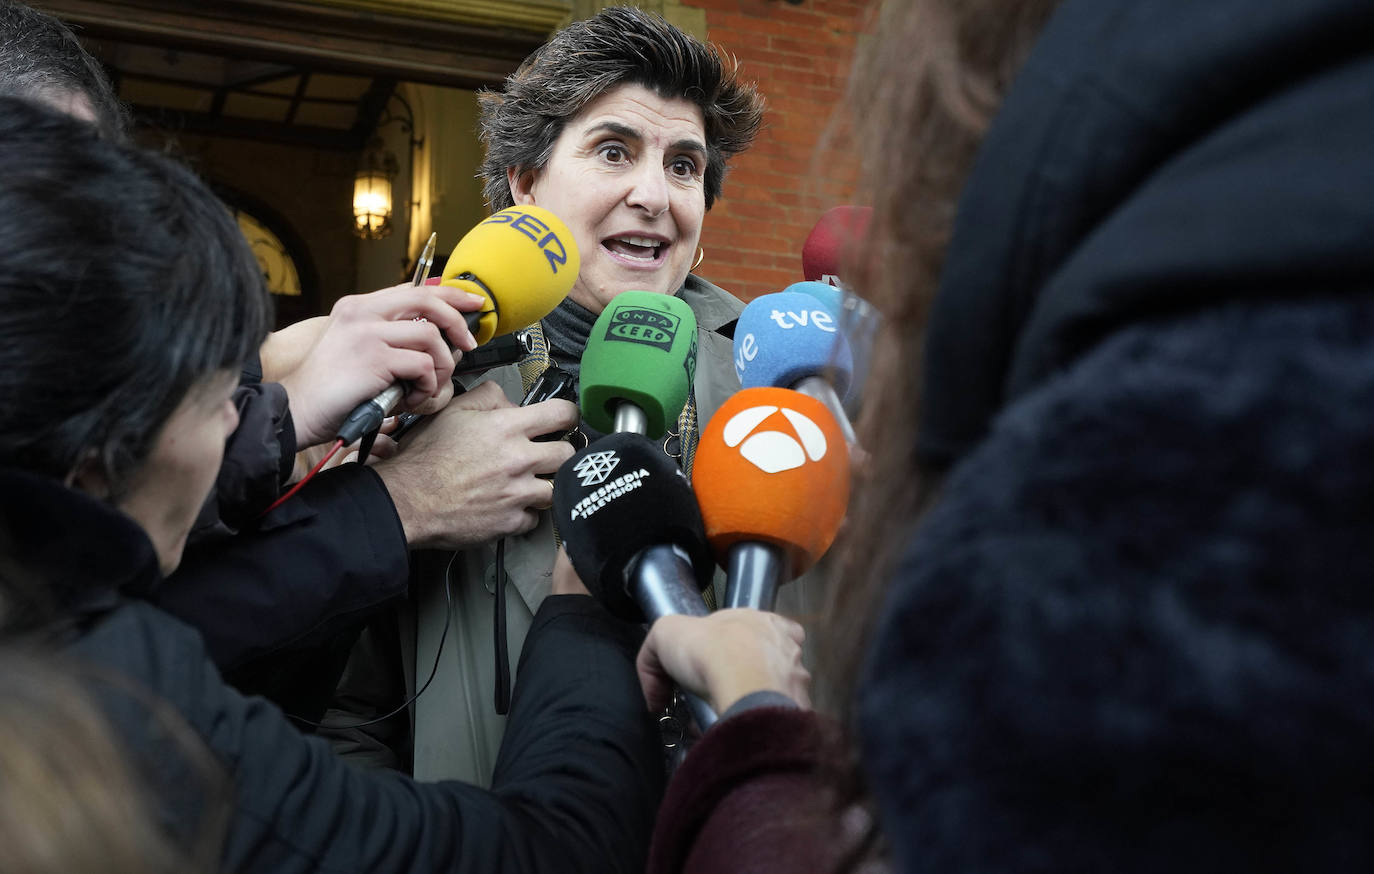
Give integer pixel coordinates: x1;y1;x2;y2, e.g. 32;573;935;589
508;166;539;206
66;449;110;500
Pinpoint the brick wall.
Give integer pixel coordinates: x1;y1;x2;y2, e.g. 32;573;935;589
686;0;868;302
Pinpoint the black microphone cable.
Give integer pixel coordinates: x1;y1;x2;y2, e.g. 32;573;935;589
285;552;455;731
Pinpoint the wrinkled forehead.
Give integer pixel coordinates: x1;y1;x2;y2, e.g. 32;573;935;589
563;83;707;152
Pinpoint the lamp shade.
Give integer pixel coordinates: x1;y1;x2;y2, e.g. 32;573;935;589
353;144;396;239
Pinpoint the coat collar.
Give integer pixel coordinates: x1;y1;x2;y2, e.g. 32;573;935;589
681;273;744;335
0;467;161;623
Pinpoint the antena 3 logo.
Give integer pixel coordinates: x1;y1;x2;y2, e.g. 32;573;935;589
723;405;828;474
605;307;679;352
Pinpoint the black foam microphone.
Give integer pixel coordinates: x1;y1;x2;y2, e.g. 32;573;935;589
553;431;718;730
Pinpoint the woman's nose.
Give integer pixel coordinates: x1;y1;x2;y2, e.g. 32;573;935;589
624;159;670;218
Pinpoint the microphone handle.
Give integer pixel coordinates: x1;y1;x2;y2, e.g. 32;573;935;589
724;541;789;611
794;375;857;445
612;401;649;436
337;309;485;444
628;544;717;732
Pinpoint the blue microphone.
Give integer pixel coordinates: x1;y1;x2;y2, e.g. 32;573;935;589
785;280;844;321
785;280;879;417
732;290;856;444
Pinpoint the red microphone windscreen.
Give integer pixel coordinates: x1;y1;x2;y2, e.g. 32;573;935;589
693;387;850;573
801;206;872;285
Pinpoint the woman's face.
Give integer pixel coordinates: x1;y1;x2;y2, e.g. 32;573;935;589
510;82;708;313
112;371;240;575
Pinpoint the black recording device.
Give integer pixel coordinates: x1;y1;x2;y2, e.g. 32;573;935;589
454;331;532;377
522;364;579;443
522;364;577;406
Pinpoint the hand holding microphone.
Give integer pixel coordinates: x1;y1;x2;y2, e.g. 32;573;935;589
552;431;718;730
337;205;581;445
637;610;811;716
694;387;851;610
277;282;484;449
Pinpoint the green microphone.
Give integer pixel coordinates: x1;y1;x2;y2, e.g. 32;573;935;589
580;291;699;439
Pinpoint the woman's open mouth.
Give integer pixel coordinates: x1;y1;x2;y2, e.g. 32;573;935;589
602;234;669;266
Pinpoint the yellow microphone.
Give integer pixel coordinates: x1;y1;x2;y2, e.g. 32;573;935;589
441;205;581;346
337;205;579;443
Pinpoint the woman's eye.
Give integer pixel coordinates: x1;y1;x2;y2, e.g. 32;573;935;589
670;157;699;178
600;144;628;163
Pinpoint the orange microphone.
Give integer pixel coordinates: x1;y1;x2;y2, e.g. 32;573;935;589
693;387;851;609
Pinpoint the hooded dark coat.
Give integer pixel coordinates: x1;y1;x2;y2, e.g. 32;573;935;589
863;0;1374;869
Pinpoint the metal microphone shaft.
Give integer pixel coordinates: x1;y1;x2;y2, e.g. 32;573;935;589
336;308;484;445
724;542;789;611
629;544;717;732
794;375;857;446
613;402;650;436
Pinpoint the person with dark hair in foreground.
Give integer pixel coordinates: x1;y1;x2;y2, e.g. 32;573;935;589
0;95;660;872
638;0;1374;871
0;0;583;728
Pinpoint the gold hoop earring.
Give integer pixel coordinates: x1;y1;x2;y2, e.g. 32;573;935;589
691;247;705;271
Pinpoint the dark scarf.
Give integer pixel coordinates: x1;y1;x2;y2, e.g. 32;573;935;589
540;296;601;380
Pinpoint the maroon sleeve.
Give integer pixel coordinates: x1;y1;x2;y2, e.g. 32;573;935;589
648;706;846;874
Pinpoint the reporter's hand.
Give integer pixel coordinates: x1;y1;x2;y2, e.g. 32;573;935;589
637;610;811;715
259;316;329;383
289;417;402;481
373;381;577;549
279;284;484;448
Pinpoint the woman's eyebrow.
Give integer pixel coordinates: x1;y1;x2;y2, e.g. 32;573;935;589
585;121;641;143
670;138;707;160
584;121;706;158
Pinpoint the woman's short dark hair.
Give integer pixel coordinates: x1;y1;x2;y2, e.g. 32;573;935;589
0;96;270;498
0;0;130;141
477;6;764;212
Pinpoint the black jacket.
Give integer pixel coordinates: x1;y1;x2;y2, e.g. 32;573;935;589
1;467;664;873
159;368;409;692
190;378;296;541
863;0;1374;870
157;463;409;673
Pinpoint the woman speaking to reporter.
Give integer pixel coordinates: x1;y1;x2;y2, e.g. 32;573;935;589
369;6;842;787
